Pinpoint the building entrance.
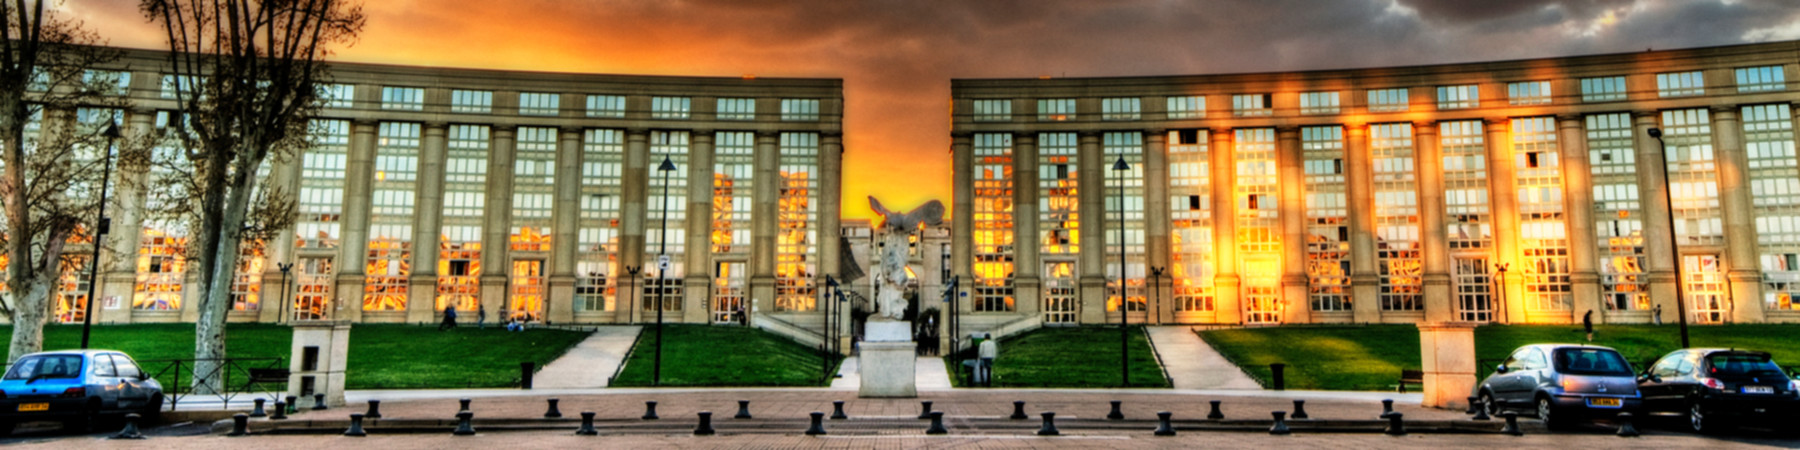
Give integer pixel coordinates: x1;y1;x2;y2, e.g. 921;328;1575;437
1684;254;1727;324
714;261;746;323
1454;256;1493;322
1043;261;1078;324
510;259;545;321
1242;257;1281;325
293;257;333;321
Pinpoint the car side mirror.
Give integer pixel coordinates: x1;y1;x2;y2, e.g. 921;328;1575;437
137;372;147;381
1495;364;1509;374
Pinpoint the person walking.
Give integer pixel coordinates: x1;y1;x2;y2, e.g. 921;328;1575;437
1583;310;1595;342
477;305;488;329
438;305;458;331
1653;304;1663;325
978;336;999;387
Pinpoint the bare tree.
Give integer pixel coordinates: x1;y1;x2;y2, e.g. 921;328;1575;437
0;0;124;362
139;0;362;392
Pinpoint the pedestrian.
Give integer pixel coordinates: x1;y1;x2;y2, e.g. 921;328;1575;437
735;304;746;326
1583;310;1594;342
978;336;999;387
477;305;488;329
1653;304;1664;325
438;305;458;331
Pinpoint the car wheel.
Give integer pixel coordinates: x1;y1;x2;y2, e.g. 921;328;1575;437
1688;402;1731;434
1537;397;1566;431
1479;391;1500;416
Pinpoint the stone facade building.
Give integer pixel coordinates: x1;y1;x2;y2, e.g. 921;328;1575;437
950;41;1800;328
38;49;844;329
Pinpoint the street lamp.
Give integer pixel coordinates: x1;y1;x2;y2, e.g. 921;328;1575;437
1150;266;1165;325
1646;127;1692;348
1111;155;1131;387
278;262;293;324
653;155;676;386
79;121;121;349
1493;263;1509;324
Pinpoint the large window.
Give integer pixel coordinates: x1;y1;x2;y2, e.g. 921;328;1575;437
1661;109;1722;246
776;133;820;311
511;127;557;253
1657;71;1705;97
713;132;755;256
298;120;347;249
1101;97;1140;121
519;92;560;116
1367;88;1408;112
1037;98;1075;121
716;98;755;120
1103;132;1145;313
1737;66;1787;93
1169;129;1213;312
578;129;624;312
1299;91;1339;115
1232;94;1271;117
1580;76;1628;102
1039;133;1078;255
317;83;353;109
1587;113;1647;311
973;133;1015;312
651;96;690;119
972;99;1011;122
451;90;492;114
381;87;424;111
1437;84;1479;109
82;69;131;96
1166;96;1204;119
438;125;488;312
586;95;626;118
1508;81;1551;105
1302;126;1349;311
1235;129;1282;322
365;122;420;312
1441;121;1491;251
1743;104;1800;310
1371;124;1421;311
646;131;689;311
1512;117;1570;313
781;99;820;121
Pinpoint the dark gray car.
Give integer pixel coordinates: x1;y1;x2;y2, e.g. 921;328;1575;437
1477;344;1641;429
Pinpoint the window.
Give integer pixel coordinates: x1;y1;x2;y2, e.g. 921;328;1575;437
365;122;421;312
1302;126;1348;311
1040;133;1079;255
1300;91;1339;115
1101;97;1140;121
1366;88;1408;112
1168;129;1213;311
81;70;131;96
1660;108;1722;246
1234;128;1282;323
1037;98;1075;121
450;90;492;114
775;133;820;311
1657;71;1705;97
512;127;559;252
972;99;1010;122
651;96;690;119
1166;95;1205;119
1512;117;1571;313
381;87;424;111
717;98;755;120
1436;84;1478;109
159;74;202;99
781;99;820;121
1103;132;1146;313
519;92;560;116
578;129;625;312
713;132;756;254
1508;81;1551;105
438;125;488;312
1737;65;1786;92
646;130;690;305
973;133;1015;312
312;83;353;109
298;120;349;249
1744;103;1800;310
1371;124;1421;311
1232;94;1271;117
1587;113;1645;311
586;94;626;118
1580;76;1627;102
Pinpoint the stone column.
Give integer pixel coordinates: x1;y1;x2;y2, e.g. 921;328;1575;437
100;110;156;324
406;123;448;324
334;120;378;322
749;131;779;323
1418;322;1478;411
1711;107;1765;323
1012;133;1042;318
619;129;650;323
1558;115;1603;323
549;127;585;324
1486;119;1525;323
951;132;974;314
1417;122;1453;323
480;126;517;320
1345;123;1378;323
1632;113;1680;323
819;133;845;335
1077;131;1108;324
1210;129;1242;324
682;131;715;324
1277;127;1309;324
256;116;303;323
1144;130;1172;324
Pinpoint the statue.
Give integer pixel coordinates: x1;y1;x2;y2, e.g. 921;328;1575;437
869;197;945;321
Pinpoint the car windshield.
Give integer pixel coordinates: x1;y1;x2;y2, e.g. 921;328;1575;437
1553;348;1633;376
1707;354;1785;377
2;355;84;381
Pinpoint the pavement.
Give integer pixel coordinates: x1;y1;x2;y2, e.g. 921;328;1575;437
1145;326;1262;390
531;326;641;389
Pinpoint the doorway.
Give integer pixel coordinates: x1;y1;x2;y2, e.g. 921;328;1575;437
1454;256;1493;322
1684;254;1726;324
1242;257;1282;325
714;261;746;324
293;257;333;321
510;259;545;321
1043;261;1078;324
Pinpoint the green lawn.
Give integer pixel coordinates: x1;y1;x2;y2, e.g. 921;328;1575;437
956;325;1168;388
1202;324;1800;391
0;323;590;390
609;324;839;387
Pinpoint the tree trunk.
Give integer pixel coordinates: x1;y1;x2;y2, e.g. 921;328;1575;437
6;270;57;363
191;165;254;394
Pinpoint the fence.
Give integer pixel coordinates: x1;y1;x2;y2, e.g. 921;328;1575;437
137;357;287;410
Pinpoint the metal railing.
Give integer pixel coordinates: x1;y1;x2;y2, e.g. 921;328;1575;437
138;357;286;410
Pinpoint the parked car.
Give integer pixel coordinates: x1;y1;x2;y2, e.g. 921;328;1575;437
1638;348;1799;434
0;350;164;435
1477;344;1641;429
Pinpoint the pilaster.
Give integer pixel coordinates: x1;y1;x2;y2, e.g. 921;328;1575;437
1276;126;1309;324
480;126;517;319
619;129;650;323
549;127;585;324
1345;123;1379;323
406;123;448;324
1486;118;1525;324
1710;107;1764;323
1633;112;1680;323
1012;132;1042;318
1210;129;1241;324
101;110;156;324
1077;131;1107;324
1417;121;1453;323
681;131;715;323
749;131;780;322
1144;130;1172;324
1557;115;1603;323
335;119;378;322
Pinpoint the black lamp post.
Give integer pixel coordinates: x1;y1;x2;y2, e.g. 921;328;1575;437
653;155;676;386
79;121;121;349
1494;262;1509;324
1646;127;1692;348
1150;266;1165;325
825;275;838;377
1112;155;1131;387
277;262;293;324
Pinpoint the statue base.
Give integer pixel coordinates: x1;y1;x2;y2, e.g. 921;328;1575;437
859;321;917;398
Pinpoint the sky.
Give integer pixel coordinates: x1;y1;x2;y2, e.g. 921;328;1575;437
58;0;1800;221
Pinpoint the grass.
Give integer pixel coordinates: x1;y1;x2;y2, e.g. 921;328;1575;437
609;324;839;387
952;325;1168;388
0;323;590;390
1202;324;1800;390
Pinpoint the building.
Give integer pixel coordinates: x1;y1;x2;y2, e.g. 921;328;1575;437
32;48;845;329
950;40;1800;328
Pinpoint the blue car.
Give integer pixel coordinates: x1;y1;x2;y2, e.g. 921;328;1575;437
1477;344;1642;430
0;350;164;435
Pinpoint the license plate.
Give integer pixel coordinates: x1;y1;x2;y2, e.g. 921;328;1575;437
1743;386;1775;394
18;403;49;412
1589;398;1622;407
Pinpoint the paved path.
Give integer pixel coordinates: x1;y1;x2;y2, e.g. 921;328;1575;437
1146;326;1261;390
915;356;952;390
531;326;641;388
828;356;860;390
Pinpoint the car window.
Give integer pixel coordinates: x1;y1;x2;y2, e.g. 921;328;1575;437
92;354;118;377
2;355;83;380
1651;355;1683;378
1525;349;1550;370
1675;358;1695;376
1706;353;1784;377
1554;348;1634;376
1506;348;1532;370
112;354;143;379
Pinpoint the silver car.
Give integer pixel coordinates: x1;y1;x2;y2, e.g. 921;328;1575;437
1477;344;1642;429
0;350;164;435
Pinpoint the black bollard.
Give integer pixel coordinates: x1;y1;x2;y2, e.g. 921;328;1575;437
250;398;267;418
270;401;288;420
1472;402;1492;421
286;395;299;414
453;411;476;436
1153;411;1175;437
925;411;948;435
1292;400;1309;420
228;414;249;437
642;401;660;420
1036;412;1060;436
1500;412;1522;436
831;401;847;420
1270;363;1287;390
1615;412;1640;437
110;413;146;440
1107;400;1124;420
1465;396;1480;415
1384;412;1405;436
459;398;472;413
807;411;828;436
313;393;328;410
918;400;934;419
544;398;563;418
694;411;716;436
1207;400;1224;420
345;413;367;437
520;362;535;390
1270;411;1291;435
366;399;383;419
1010;401;1028;420
735;400;753;419
1379;399;1394;418
576;412;598;436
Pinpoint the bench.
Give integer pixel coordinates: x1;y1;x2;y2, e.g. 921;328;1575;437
1395;369;1423;393
245;368;290;399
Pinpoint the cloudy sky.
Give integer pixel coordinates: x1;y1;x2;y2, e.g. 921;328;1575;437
60;0;1800;220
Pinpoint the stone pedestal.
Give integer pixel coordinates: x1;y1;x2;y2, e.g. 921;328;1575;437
858;321;916;398
289;321;351;408
1417;322;1477;410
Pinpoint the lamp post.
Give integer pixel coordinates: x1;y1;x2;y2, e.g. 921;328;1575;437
653;155;676;386
1112;156;1131;387
79;121;121;349
1646;127;1692;348
825;275;838;377
277;263;293;324
1150;266;1165;325
1493;262;1509;324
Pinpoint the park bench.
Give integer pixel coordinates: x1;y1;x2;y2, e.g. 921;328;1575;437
1394;369;1423;393
246;368;290;399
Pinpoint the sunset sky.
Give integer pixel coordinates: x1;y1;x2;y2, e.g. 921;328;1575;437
61;0;1800;221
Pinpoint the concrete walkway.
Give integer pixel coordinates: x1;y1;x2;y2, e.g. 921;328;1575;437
915;356;953;390
531;326;642;388
1145;326;1261;390
828;356;860;390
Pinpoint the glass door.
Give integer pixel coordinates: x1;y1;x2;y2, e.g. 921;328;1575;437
1242;257;1282;325
1454;256;1493;322
293;257;334;321
1684;254;1726;324
510;259;545;321
713;261;746;323
1043;261;1078;324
